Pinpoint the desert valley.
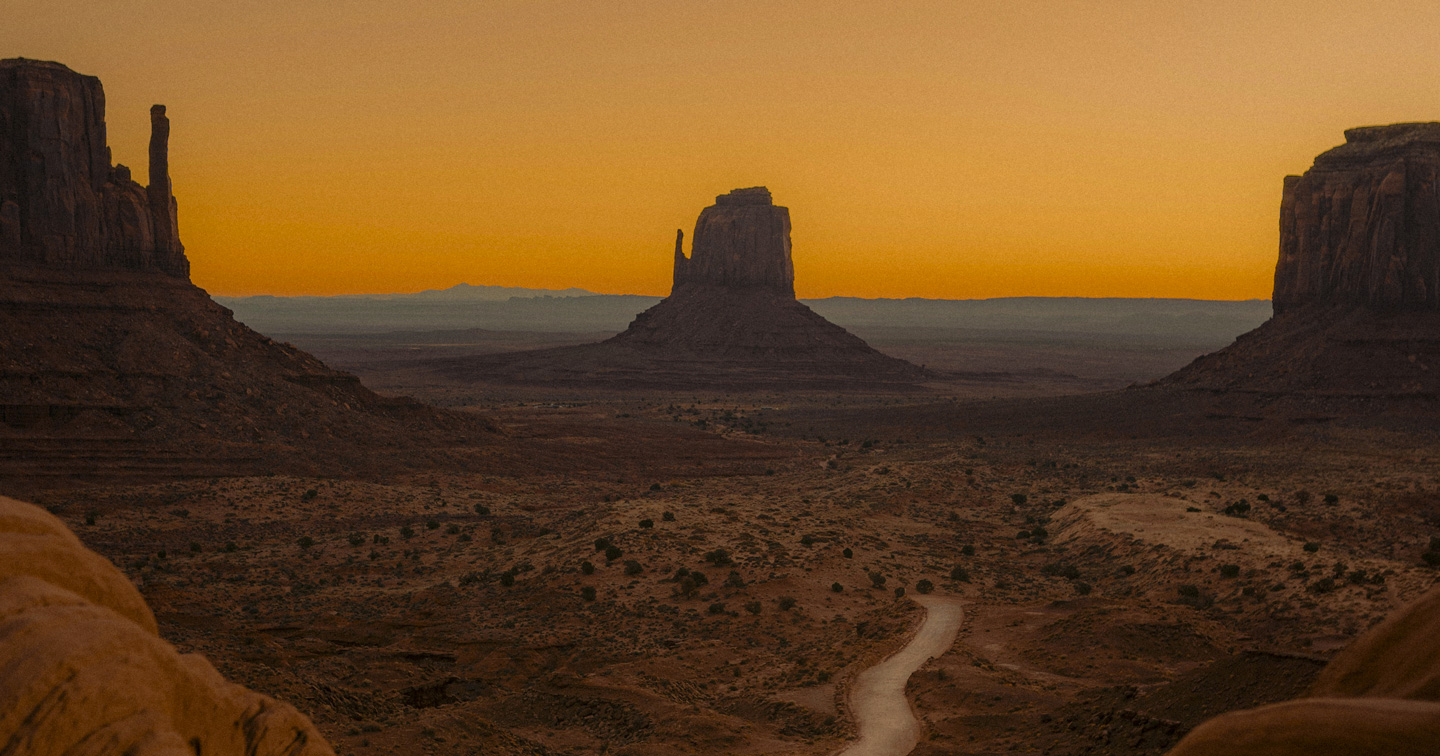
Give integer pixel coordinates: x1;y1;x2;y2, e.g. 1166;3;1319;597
4;47;1440;756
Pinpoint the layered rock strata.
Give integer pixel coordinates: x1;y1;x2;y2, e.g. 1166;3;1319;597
1275;123;1440;313
0;59;186;276
0;494;335;756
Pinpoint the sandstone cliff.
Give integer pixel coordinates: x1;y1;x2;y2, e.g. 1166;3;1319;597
672;187;795;296
0;59;186;277
1275;123;1440;313
0;494;335;756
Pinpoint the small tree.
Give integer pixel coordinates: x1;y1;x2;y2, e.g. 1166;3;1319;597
831;582;844;593
605;545;623;562
842;547;854;559
581;560;596;575
915;579;934;594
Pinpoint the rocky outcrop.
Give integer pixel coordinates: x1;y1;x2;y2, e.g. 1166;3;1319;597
1165;583;1440;756
0;58;186;277
672;187;794;295
1274;123;1440;313
0;495;335;756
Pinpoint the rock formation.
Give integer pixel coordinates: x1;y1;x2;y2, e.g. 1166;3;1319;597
1165;583;1440;756
1164;124;1440;411
0;59;186;276
438;187;929;388
0;60;492;486
1275;123;1440;313
672;186;794;294
0;494;336;756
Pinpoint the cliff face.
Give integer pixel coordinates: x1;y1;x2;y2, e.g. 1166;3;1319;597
1274;123;1440;313
0;58;186;277
672;187;795;296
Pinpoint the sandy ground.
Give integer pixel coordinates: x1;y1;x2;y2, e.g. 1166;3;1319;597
837;595;965;756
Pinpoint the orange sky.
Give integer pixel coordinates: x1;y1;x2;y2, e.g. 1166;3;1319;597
9;1;1440;299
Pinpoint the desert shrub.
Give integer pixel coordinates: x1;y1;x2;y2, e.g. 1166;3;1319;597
1016;530;1031;539
459;532;472;542
490;526;504;543
594;537;611;552
704;548;732;566
690;570;709;586
297;536;315;549
745;601;762;615
1295;490;1312;505
842;547;854;558
1222;501;1251;516
894;587;906;597
605;545;623;562
960;545;975;556
639;518;654;529
400;525;415;539
83;512;96;526
499;571;516;587
707;602;727;615
445;523;460;535
1010;493;1028;505
725;571;745;588
1119;565;1136;575
624;560;643;576
223;542;238;553
778;596;797;611
650;483;662;491
581;586;596;601
1347;569;1369;584
348;533;365;547
679;576;701;597
301;488;318;502
372;534;389;545
831;582;844;593
1029;526;1048;541
1303;542;1320;553
1177;584;1201;598
459;571;481;586
425;519;439;530
869;572;887;588
801;534;817;546
1220;564;1241;578
1074;581;1092;596
1042;563;1081;580
474;503;490;515
1324;494;1339;505
916;579;934;594
1423;551;1440;567
581;560;595;575
662;511;675;522
950;566;971;582
1308;577;1336;594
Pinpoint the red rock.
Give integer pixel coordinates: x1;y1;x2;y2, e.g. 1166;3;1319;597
0;58;184;276
1274;123;1440;313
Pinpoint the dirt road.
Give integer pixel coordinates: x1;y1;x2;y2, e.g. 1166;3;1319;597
836;595;965;756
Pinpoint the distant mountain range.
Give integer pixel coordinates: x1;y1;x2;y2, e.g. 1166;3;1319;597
214;285;1273;348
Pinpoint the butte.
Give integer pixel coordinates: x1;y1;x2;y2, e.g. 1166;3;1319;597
1160;122;1440;420
0;59;488;487
438;187;930;390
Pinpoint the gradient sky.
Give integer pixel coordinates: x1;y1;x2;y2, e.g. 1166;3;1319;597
9;1;1440;299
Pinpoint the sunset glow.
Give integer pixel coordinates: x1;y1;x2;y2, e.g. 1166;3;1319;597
10;1;1440;299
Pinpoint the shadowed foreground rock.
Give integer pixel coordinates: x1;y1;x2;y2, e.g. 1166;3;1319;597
1165;583;1440;756
436;187;929;389
0;495;334;756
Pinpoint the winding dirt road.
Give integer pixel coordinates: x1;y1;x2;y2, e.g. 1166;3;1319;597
835;595;965;756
